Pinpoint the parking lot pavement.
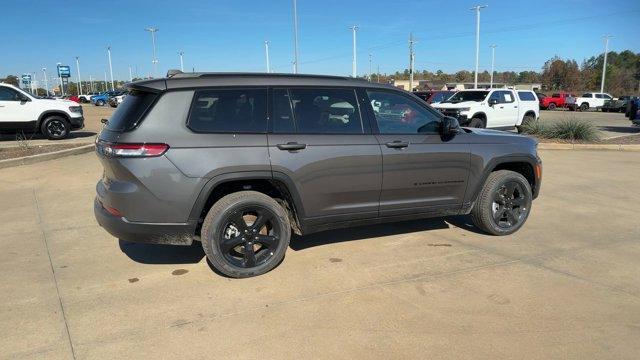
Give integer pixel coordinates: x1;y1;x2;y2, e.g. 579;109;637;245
1;150;639;359
0;104;113;148
539;109;639;139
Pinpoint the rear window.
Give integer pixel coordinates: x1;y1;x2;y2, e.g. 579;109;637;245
105;90;157;131
518;91;537;101
187;88;267;133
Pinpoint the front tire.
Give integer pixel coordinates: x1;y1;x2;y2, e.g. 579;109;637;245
41;116;70;140
468;117;486;128
96;99;105;106
201;191;291;278
470;170;532;236
580;103;589;111
547;103;556;110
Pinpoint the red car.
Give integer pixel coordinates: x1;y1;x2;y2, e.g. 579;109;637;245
539;92;575;110
413;90;456;104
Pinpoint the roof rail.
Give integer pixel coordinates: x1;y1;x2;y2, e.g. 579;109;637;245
166;69;183;77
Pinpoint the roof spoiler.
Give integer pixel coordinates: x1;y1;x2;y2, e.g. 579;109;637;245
166;69;183;78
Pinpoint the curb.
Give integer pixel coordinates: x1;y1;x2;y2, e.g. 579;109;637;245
538;142;640;152
0;144;94;169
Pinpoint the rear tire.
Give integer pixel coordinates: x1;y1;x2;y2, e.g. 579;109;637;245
468;118;486;128
547;103;556;110
201;191;291;278
471;170;532;236
41;116;70;140
580;103;589;111
517;115;535;133
96;99;105;106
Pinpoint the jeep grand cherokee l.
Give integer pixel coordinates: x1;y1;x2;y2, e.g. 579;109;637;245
94;72;542;278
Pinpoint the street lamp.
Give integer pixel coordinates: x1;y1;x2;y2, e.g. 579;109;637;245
600;35;612;93
470;5;487;89
179;50;184;72
42;68;49;96
145;27;159;78
56;62;64;95
349;26;358;78
75;56;83;95
264;41;270;73
107;46;115;90
489;45;497;88
292;0;299;74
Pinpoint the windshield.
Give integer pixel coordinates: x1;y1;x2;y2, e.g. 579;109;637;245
443;91;488;103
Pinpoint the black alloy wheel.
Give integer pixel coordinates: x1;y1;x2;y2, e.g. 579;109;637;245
218;206;282;269
491;181;529;229
42;117;69;140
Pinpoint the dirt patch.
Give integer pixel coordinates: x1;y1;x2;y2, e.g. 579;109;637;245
0;144;86;160
599;134;640;145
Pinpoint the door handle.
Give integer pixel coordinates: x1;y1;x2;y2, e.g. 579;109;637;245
499;106;504;109
514;106;518;108
385;141;409;149
277;142;307;151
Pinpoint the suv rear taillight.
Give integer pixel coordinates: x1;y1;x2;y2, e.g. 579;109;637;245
96;140;169;158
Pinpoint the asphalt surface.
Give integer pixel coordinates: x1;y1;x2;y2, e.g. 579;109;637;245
1;149;639;359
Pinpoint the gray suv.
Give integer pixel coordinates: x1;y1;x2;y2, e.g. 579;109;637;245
95;72;542;278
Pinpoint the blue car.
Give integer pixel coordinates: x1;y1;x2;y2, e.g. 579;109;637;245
91;91;125;106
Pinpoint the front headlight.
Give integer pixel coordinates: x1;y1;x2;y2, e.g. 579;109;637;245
459;107;471;112
69;106;83;114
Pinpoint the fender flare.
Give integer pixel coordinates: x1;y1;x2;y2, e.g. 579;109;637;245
468;154;540;203
37;110;71;130
187;170;306;222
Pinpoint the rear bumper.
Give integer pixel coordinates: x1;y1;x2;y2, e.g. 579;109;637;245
94;198;196;245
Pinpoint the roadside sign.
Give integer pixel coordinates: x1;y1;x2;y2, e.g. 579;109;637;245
21;74;32;85
57;65;71;78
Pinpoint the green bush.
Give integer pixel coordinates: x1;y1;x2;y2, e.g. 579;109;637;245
519;120;547;137
546;120;600;142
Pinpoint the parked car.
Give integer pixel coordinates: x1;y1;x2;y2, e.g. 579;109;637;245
94;72;542;278
539;92;575;110
602;96;638;113
628;97;640;124
0;83;84;139
431;89;539;131
413;90;456;104
108;94;127;108
91;90;125;106
78;92;98;103
566;92;614;111
68;95;81;103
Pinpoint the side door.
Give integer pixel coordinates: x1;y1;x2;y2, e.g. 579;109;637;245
364;89;470;217
0;87;36;127
268;87;382;224
489;90;518;128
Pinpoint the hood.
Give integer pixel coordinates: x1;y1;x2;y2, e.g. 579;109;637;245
465;127;539;146
432;101;480;109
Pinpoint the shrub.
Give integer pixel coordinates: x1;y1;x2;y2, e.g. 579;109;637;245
546;119;600;142
519;120;548;137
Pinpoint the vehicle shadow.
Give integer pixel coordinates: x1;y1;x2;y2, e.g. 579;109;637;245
290;217;461;251
0;131;97;142
119;239;205;264
597;126;640;135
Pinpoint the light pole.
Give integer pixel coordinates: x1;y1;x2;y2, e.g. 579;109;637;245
145;27;159;78
75;56;83;95
349;25;358;77
489;44;497;88
89;75;94;92
292;0;299;74
264;41;270;73
178;51;184;72
42;68;49;96
129;66;133;82
600;35;612;94
409;33;415;91
104;70;108;92
368;53;372;81
107;46;115;90
471;5;487;89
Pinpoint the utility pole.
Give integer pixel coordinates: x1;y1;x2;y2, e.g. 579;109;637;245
349;26;358;77
89;75;94;92
368;53;372;81
489;44;497;88
264;41;271;73
42;68;49;96
75;56;83;95
471;5;487;89
600;35;612;94
409;33;416;91
178;51;184;72
145;27;159;77
107;46;115;90
292;0;299;74
377;65;380;83
129;66;133;82
57;62;64;95
104;70;108;92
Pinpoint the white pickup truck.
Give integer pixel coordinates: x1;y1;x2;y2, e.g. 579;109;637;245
565;92;615;111
431;89;539;131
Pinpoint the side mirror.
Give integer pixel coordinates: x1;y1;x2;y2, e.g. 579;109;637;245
100;118;109;124
441;116;460;136
489;98;498;106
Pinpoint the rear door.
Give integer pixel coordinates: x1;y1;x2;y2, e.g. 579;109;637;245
0;87;36;126
268;87;382;223
364;89;470;216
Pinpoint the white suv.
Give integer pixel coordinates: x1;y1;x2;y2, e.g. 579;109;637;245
431;89;539;131
0;83;84;139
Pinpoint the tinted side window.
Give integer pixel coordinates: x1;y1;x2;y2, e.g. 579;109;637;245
595;94;604;99
582;93;592;98
367;90;441;134
272;89;295;133
282;88;363;134
188;89;267;133
105;90;157;131
518;91;536;101
0;87;19;101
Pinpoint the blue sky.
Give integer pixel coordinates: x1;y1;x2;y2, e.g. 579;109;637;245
2;0;639;81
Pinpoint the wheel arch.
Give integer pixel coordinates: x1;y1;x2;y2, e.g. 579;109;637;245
189;171;305;236
469;155;540;205
470;112;487;120
37;111;71;130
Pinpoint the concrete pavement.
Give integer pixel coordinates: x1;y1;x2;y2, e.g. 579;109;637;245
0;150;639;359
